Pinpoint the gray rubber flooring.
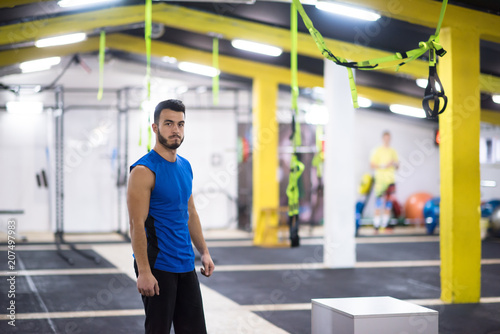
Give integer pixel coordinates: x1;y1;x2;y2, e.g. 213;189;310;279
1;237;500;333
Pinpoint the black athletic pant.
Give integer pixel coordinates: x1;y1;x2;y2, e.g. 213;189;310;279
134;261;207;334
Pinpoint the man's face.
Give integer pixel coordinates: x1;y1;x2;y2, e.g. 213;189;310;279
154;109;185;150
383;133;391;146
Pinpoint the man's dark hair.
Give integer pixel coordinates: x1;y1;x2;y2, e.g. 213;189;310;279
154;99;185;124
382;130;391;137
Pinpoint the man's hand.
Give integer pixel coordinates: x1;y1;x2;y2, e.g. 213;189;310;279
137;272;160;297
200;254;215;277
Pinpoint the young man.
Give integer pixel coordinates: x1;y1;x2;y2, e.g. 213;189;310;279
127;99;214;334
370;131;399;232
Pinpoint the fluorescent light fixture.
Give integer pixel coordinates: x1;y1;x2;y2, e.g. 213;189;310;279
480;180;497;187
389;104;426;118
178;62;219;77
357;97;372;108
416;78;441;91
58;0;119;8
19;57;61;73
35;33;87;48
176;86;189;95
305;104;329;125
231;39;283;57
7;101;44;114
492;94;500;104
315;1;381;21
162;56;177;64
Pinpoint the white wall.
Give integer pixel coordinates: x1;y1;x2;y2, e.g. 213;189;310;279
0;112;51;233
480;123;500;201
63;107;118;233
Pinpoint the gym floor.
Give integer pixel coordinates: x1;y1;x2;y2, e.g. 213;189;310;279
1;227;500;334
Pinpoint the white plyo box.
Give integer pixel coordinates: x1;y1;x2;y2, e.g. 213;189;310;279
312;296;438;334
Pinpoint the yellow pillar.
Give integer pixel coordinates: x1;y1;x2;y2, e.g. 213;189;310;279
252;77;281;246
439;26;481;303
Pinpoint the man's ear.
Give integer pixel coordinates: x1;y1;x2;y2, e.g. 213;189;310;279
152;123;158;134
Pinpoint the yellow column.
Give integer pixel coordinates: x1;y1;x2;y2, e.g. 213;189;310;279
252;77;280;246
439;26;481;303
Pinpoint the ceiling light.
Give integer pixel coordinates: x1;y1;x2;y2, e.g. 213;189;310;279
58;0;119;8
492;95;500;104
416;78;441;91
162;56;177;64
315;1;381;21
19;57;61;73
389;104;426;118
357;97;372;108
7;101;44;114
480;180;497;187
178;62;219;77
176;86;189;95
35;33;87;48
231;39;282;57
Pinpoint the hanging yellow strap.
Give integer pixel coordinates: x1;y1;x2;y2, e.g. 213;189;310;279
212;37;220;106
291;2;302;148
291;0;448;110
97;30;105;101
147;115;152;152
145;0;152;100
145;0;152;151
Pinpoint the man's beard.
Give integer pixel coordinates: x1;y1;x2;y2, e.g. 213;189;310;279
158;131;184;150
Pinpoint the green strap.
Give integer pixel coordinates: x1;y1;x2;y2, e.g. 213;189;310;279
147;122;152;152
434;0;448;37
312;125;324;178
145;0;152;100
145;0;152;151
291;0;448;110
97;30;105;101
291;2;302;148
212;37;219;106
288;4;305;217
287;154;305;216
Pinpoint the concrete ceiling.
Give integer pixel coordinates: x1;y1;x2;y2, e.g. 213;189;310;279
0;0;500;116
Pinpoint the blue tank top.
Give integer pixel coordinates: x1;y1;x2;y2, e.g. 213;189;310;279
131;150;195;273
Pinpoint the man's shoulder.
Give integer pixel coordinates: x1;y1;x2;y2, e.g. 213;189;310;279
131;151;160;171
176;154;191;166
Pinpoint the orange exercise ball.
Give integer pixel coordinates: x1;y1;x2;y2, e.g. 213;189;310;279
405;192;433;219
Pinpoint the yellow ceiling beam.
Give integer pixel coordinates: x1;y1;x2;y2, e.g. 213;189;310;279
335;0;500;44
1;2;499;94
1;0;52;8
0;2;427;79
106;34;323;87
153;3;428;80
0;4;145;46
0;36;100;67
357;86;422;109
0;33;498;122
481;110;500;126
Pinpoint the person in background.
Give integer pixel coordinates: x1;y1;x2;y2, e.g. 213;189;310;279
370;131;399;233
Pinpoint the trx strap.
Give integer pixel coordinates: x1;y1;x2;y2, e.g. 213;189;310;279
291;0;449;118
145;0;152;100
286;154;304;247
287;3;304;247
311;125;324;179
290;2;301;149
145;0;152;152
212;37;220;106
97;30;105;101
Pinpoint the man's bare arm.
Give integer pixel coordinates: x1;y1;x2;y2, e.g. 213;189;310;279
127;165;159;296
187;195;214;277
